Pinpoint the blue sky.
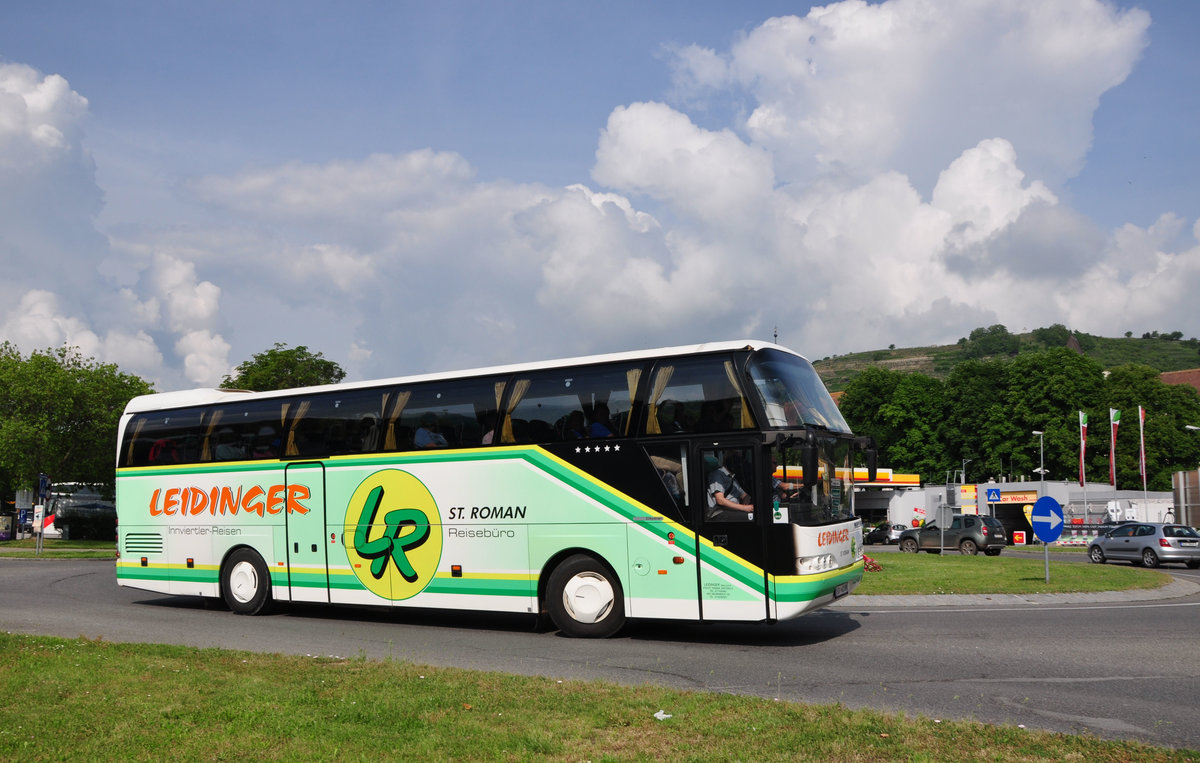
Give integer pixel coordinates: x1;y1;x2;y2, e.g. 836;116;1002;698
2;0;1198;390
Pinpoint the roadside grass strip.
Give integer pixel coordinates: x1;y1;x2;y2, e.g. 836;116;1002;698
0;634;1192;762
854;553;1172;596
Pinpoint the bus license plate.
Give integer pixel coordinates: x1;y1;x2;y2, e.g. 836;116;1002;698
834;583;848;599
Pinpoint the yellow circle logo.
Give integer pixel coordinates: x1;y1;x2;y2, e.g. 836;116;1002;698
344;469;442;600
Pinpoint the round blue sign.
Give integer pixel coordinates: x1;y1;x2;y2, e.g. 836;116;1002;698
1030;495;1064;543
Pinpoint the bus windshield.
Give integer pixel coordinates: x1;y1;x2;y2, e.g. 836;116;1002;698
746;349;851;433
779;435;856;526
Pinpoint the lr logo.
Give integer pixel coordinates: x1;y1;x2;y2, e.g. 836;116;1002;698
344;469;442;600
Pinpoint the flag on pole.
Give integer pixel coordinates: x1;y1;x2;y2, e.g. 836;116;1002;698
1078;411;1088;486
1109;408;1120;486
1138;406;1147;489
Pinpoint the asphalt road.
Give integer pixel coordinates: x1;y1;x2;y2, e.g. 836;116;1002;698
2;557;1198;751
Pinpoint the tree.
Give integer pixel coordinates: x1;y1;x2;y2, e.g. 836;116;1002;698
1002;349;1105;484
1031;324;1071;348
961;324;1020;359
838;366;903;450
878;374;947;481
0;343;153;494
221;343;346;391
839;367;947;481
941;359;1013;481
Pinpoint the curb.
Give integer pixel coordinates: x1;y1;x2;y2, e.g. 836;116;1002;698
829;577;1200;609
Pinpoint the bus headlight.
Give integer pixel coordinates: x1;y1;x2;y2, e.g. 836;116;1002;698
796;554;837;574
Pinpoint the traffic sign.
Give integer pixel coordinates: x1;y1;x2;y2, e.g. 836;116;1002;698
986;488;1001;503
1030;496;1064;543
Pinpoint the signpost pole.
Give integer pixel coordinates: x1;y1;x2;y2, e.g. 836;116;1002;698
1030;496;1064;584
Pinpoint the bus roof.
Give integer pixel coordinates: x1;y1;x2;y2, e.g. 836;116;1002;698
124;339;805;414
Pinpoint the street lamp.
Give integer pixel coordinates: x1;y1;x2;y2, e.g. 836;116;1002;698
1032;430;1046;494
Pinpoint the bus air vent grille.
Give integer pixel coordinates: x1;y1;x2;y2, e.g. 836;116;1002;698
124;533;164;554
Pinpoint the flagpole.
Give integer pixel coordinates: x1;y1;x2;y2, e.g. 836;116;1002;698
1110;408;1120;489
1080;411;1088;523
1139;406;1147;503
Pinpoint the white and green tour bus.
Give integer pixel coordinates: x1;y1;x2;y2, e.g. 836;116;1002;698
115;340;873;637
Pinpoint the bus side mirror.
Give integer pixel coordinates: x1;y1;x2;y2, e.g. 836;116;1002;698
801;444;818;488
855;436;878;483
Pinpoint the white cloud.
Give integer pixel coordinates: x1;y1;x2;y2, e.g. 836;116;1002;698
148;253;222;333
175;330;231;386
676;0;1150;191
0;64;89;168
593;102;775;228
0;291;100;354
2;0;1196;395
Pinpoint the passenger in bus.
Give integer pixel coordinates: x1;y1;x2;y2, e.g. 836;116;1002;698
657;400;690;433
252;426;279;458
588;402;615;437
564;410;587;439
149;438;180;464
214;427;245;460
705;452;754;520
481;413;497;445
414;413;449;448
356;416;378;451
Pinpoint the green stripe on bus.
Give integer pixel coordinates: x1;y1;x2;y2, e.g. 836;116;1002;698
116;445;768;590
771;562;863;602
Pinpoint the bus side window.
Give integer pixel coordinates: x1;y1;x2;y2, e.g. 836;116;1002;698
644;443;689;519
505;361;644;444
643;355;754;436
399;377;500;450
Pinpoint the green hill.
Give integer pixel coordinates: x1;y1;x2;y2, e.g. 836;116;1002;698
813;329;1200;393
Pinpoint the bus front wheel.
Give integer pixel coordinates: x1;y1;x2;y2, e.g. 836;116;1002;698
220;548;272;615
546;554;625;638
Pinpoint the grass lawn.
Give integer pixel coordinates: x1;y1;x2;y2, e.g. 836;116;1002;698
856;551;1171;596
0;633;1192;762
0;538;115;559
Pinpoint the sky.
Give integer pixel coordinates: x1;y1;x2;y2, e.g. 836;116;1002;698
2;0;1199;391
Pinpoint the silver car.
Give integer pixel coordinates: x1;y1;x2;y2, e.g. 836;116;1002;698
1088;523;1200;569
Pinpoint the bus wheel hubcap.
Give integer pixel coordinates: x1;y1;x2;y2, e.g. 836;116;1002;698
561;572;614;624
229;561;259;603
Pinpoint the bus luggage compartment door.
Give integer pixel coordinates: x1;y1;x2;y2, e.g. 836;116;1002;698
284;461;329;603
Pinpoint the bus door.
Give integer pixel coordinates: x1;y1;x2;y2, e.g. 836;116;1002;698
638;441;701;621
694;442;769;621
284;461;329;603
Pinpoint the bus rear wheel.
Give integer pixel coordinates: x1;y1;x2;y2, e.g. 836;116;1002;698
221;548;272;615
546;554;625;638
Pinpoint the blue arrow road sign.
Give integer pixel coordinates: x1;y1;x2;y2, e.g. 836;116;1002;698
1030;495;1064;543
986;488;1001;503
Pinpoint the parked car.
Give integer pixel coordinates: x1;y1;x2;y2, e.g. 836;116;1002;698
1087;523;1200;569
898;514;1006;556
865;522;908;544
